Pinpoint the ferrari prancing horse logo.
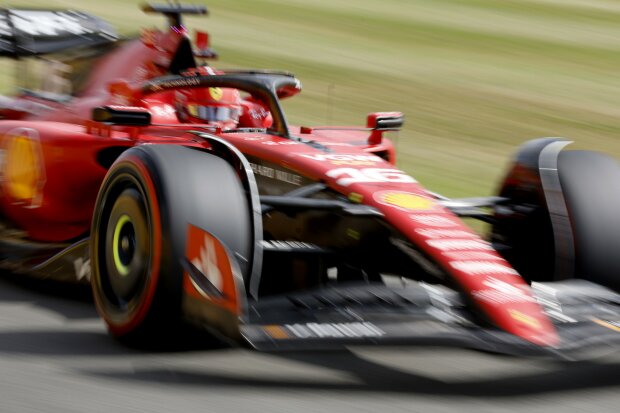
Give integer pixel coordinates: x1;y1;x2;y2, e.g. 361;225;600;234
209;87;223;101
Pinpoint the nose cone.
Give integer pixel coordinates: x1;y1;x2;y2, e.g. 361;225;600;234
502;308;560;347
480;298;559;347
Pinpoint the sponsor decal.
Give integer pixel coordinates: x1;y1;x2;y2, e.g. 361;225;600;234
426;239;493;251
263;325;290;340
591;318;620;333
416;229;473;238
149;76;201;92
247;107;270;120
249;162;303;186
450;261;519;276
0;128;46;208
261;140;300;146
348;192;363;203
508;309;541;329
73;257;91;281
191;234;224;293
298;153;382;166
184;225;238;314
106;105;147;112
346;228;361;240
263;322;385;340
326;167;416;186
260;240;319;251
149;105;176;118
442;251;503;261
375;191;436;212
472;278;534;304
410;214;458;228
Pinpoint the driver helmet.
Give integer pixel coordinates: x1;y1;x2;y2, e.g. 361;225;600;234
176;66;242;129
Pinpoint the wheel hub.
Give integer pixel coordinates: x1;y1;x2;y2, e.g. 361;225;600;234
104;187;150;304
113;214;136;276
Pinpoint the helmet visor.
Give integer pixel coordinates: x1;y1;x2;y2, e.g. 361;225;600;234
187;104;239;122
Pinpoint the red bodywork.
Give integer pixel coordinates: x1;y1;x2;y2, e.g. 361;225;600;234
0;23;558;347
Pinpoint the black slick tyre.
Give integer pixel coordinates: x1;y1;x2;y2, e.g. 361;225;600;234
558;150;620;291
91;144;253;346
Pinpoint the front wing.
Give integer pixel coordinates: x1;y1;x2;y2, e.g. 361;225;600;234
241;280;620;360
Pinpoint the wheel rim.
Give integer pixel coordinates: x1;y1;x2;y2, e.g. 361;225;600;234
103;186;151;306
112;214;135;277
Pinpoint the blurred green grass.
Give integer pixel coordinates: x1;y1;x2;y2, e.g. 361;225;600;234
4;0;620;197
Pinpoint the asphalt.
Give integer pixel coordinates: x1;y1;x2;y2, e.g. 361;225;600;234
0;275;619;413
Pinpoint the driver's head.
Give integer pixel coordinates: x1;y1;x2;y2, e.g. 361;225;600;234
177;86;241;129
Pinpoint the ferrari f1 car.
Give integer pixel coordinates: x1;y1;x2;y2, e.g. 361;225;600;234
1;4;620;360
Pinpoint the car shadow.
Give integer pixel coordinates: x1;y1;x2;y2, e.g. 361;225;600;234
0;330;131;356
0;272;97;320
79;349;620;398
2;272;619;397
0;273;229;356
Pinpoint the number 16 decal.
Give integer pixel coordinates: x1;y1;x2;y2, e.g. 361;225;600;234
326;168;416;186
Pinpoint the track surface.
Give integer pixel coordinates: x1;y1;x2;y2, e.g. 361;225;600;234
1;275;619;413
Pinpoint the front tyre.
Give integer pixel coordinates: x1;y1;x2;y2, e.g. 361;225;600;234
493;139;620;291
557;150;620;291
91;144;254;346
91;153;166;342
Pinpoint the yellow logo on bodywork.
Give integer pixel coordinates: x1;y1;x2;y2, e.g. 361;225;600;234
187;103;199;117
348;192;363;203
263;325;290;339
591;318;620;333
1;129;45;207
209;87;223;101
376;191;435;211
509;309;541;329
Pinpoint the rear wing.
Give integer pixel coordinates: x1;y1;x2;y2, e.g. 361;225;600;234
142;3;216;59
141;3;208;27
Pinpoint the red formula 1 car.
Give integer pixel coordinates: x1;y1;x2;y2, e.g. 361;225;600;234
1;4;620;359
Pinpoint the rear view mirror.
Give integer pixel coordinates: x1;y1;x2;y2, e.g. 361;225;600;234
92;105;151;126
367;112;404;145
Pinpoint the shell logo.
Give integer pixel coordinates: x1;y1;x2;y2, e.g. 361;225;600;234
374;191;435;212
208;87;223;101
508;309;541;330
1;128;45;208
